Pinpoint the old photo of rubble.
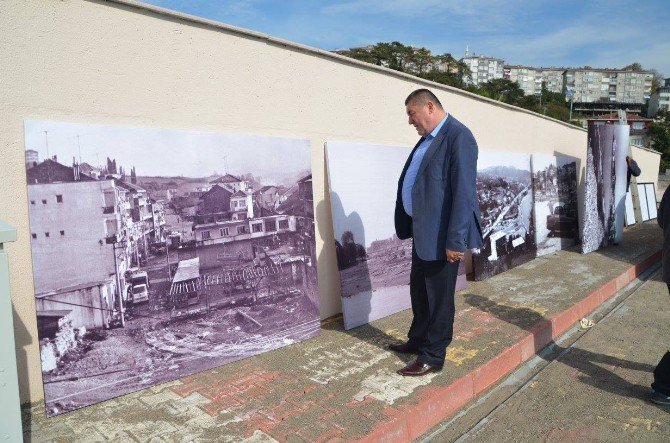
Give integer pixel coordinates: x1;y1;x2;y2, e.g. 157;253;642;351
24;120;319;416
326;142;413;330
581;124;628;253
473;151;537;281
531;154;579;256
326;141;465;330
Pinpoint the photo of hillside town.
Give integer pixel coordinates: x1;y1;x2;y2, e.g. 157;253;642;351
24;120;318;416
531;154;579;256
473;152;537;281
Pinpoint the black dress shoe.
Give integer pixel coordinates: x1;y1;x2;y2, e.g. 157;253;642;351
387;342;419;354
397;360;442;376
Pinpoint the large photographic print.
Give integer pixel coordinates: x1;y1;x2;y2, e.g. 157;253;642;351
326;141;465;330
24;120;319;416
473;151;536;281
581;123;628;253
531;154;579;256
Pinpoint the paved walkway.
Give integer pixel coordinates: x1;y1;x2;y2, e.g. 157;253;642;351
22;223;662;442
457;268;669;442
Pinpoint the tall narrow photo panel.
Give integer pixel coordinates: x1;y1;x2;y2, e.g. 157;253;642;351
531;154;579;256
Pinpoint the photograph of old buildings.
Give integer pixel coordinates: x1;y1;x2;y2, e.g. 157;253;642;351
24;120;318;416
473;152;537;281
531;154;579;256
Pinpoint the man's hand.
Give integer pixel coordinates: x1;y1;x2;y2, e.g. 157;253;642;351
446;249;463;263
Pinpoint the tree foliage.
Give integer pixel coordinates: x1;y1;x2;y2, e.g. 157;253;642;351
335;42;471;88
649;110;670;172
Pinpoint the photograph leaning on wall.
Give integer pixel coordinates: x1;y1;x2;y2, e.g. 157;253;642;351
24;120;319;416
531;153;579;257
581;123;629;254
326;141;466;330
472;151;536;281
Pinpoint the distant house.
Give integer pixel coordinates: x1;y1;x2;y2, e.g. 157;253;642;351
26;159;96;184
588;112;653;147
25;149;39;169
210;173;248;193
198;184;233;216
255;185;280;208
79;162;102;179
230;190;254;219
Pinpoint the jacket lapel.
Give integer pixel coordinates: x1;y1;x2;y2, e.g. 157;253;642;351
416;115;452;179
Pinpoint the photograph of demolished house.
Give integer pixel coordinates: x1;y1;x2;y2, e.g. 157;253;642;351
473;151;536;281
531;154;579;256
326;141;465;330
24;120;318;416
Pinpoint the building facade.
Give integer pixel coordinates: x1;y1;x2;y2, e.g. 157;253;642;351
461;54;505;86
504;66;564;96
648;78;670;117
564;68;653;115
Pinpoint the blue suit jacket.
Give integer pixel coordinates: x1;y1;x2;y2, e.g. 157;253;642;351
395;114;484;260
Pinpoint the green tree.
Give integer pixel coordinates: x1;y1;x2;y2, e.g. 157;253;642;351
649;110;670;172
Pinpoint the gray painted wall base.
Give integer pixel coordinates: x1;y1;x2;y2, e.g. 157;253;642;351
0;220;22;442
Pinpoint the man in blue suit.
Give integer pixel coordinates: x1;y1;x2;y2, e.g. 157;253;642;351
391;89;484;376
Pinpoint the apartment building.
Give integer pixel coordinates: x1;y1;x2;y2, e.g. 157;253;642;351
648;78;670;117
461;54;505;86
504;66;565;96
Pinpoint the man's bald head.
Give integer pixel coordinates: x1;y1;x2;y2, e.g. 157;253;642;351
405;89;444;109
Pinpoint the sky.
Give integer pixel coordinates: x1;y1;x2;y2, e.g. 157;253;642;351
327;141;409;247
24;120;311;184
144;0;669;77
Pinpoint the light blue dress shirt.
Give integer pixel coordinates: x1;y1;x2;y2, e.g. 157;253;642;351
402;115;448;217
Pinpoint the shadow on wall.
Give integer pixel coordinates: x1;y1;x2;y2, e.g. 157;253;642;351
315;159;342;316
13;303;35;442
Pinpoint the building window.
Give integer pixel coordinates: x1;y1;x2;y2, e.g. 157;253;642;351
220;228;229;236
60;230;65;236
42;199;47;204
278;220;289;230
44;232;50;238
56;194;63;203
264;220;277;232
201;231;211;240
30;200;35;205
31;233;37;239
237;226;247;235
252;223;263;233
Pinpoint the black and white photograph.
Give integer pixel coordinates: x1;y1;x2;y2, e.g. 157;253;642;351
24;120;319;416
326;141;466;330
581;123;628;253
531;154;579;256
473;151;536;281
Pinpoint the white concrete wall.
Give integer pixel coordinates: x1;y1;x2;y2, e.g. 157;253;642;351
2;0;592;403
631;145;661;190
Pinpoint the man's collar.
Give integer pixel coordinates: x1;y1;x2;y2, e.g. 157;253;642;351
428;113;449;139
